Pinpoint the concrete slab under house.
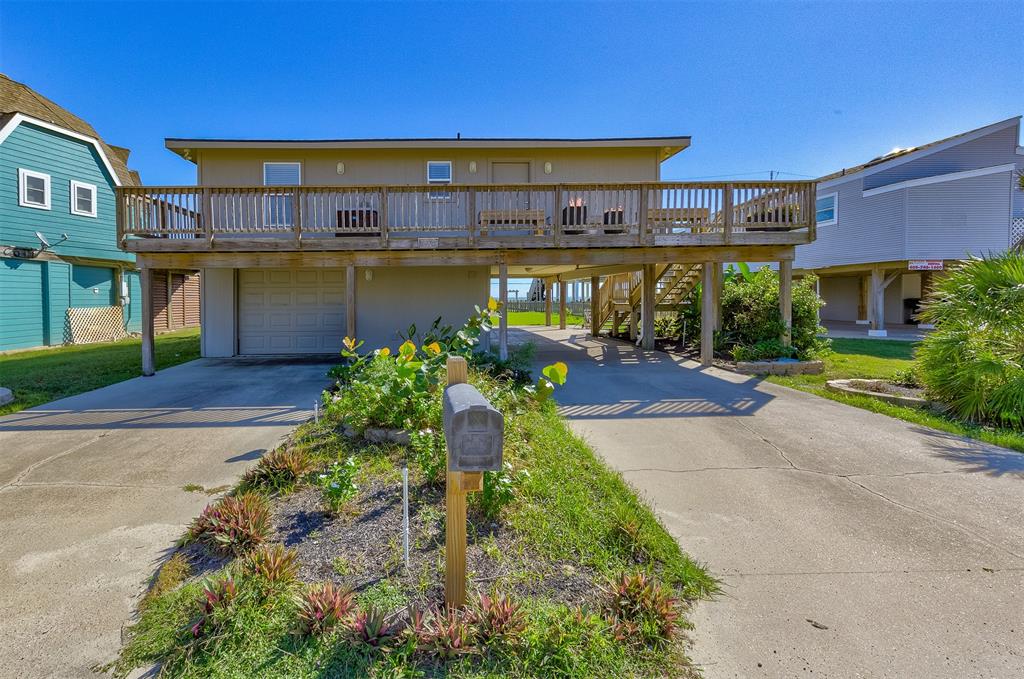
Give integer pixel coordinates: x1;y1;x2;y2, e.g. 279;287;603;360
119;134;817;372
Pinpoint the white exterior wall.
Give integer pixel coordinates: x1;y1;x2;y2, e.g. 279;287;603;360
796;118;1023;271
200;268;236;357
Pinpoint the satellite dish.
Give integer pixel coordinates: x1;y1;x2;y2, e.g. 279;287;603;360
35;231;51;249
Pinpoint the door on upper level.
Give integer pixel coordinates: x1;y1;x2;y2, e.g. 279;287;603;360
489;162;532;219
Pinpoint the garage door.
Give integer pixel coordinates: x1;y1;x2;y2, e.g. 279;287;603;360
238;268;345;354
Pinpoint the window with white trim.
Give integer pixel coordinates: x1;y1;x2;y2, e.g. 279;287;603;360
427;160;452;199
815;192;837;226
263;162;301;227
19;168;51;209
70;180;97;217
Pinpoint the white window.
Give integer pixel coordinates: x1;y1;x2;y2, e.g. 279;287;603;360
427;160;452;199
815;192;837;226
263;162;301;227
18;168;51;209
70;180;97;217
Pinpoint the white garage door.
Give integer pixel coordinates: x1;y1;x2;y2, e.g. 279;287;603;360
238;268;345;354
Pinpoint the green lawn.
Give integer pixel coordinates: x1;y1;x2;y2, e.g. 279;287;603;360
507;311;584;327
767;338;1024;454
0;327;201;415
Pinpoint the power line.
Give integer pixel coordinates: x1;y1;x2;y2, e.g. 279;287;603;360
669;169;816;181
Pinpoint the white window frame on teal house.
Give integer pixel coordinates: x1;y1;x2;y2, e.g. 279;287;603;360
70;180;98;217
815;191;837;226
427;160;452;200
18;168;51;210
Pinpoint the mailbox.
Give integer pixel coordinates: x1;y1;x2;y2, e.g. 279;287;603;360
442;383;503;472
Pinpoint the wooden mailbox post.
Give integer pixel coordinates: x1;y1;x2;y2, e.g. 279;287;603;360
443;356;504;608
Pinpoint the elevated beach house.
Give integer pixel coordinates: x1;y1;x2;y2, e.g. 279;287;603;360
795;116;1024;336
0;74;198;351
118;134;817;372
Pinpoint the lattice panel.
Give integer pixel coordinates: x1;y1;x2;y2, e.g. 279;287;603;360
66;306;129;345
1012;217;1024;251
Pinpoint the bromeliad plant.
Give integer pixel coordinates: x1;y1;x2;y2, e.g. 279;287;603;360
347;605;402;650
190;574;237;638
469;592;526;645
293;582;356;636
241;447;314;494
245;543;299;590
602;571;681;648
184;491;273;556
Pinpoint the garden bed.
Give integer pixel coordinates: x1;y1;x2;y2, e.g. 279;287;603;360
826;378;931;409
110;315;714;679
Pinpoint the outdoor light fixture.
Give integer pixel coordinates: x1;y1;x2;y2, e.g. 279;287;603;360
543;162;553;174
469;161;477;174
336;162;346;175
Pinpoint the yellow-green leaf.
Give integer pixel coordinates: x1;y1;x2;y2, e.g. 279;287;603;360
542;361;568;385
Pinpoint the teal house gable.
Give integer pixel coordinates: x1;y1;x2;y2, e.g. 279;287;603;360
0;121;132;262
0;73;145;351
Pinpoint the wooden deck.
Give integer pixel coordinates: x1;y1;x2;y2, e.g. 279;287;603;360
117;181;816;253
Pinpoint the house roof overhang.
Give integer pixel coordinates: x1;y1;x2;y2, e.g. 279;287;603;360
165;136;691;163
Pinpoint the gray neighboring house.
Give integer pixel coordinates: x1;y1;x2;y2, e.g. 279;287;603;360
795;116;1024;336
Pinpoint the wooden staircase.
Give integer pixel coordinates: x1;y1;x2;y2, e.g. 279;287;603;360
594;263;703;334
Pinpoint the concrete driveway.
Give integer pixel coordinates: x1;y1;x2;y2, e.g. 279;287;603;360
519;328;1024;678
0;357;334;679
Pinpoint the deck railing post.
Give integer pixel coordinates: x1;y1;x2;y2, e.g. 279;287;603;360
379;186;389;246
808;185;816;242
638;184;650;246
292;187;303;245
202;187;213;245
722;184;734;244
552;185;561;247
467;187;477;246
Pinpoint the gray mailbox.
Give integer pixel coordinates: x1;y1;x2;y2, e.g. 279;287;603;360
442;383;504;472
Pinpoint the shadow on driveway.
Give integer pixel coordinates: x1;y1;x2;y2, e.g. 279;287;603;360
915;426;1024;478
516;328;775;420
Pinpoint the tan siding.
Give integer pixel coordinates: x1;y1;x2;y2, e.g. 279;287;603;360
197;147;661;187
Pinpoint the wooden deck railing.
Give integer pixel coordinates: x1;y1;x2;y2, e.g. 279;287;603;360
117;181;815;250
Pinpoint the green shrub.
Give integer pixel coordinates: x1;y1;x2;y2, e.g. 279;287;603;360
890;366;921;388
653;314;683;340
917;252;1024;427
732;338;797;362
318;456;359;514
679;266;828;361
409;425;446;486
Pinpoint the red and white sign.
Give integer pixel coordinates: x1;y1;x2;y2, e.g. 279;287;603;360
908;260;944;271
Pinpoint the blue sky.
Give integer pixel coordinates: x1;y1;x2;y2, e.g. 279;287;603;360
2;1;1021;296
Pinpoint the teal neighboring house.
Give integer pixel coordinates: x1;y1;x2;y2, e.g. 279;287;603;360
0;73;143;351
